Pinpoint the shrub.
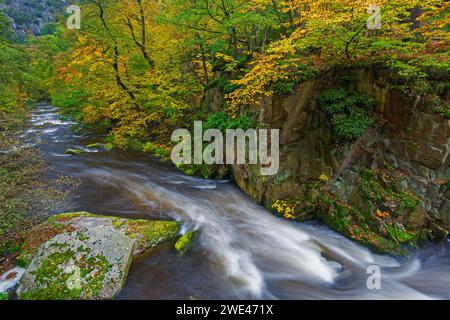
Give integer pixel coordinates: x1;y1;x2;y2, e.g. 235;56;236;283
203;112;255;133
142;142;172;162
318;89;376;140
389;59;427;82
270;63;320;96
205;77;238;93
318;89;348;114
270;80;297;95
332;113;374;140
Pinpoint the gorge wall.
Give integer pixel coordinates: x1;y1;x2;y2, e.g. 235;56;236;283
222;68;449;253
0;0;69;37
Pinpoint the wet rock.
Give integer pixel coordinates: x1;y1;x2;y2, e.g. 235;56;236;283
0;267;25;295
429;224;449;242
438;199;450;229
403;207;428;231
86;143;102;149
64;148;85;155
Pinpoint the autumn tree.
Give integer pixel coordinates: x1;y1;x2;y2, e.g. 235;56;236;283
228;0;449;111
50;0;201;147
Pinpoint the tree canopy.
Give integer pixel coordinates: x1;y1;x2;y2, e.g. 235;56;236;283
0;0;448;144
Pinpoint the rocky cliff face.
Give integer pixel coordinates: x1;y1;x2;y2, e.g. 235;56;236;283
229;68;449;253
0;0;71;37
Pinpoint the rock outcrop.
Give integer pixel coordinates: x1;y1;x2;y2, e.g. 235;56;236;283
17;226;134;300
229;68;449;253
0;0;68;37
16;212;180;300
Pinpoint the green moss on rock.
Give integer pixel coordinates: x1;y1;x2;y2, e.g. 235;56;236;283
360;169;422;217
125;219;180;254
15;212;181;300
385;223;416;244
175;231;195;256
47;212;180;255
21;212;181;259
14;219;76;268
17;226;133;300
48;212;97;222
315;192;408;255
86;143;101;148
21;249;83;300
15;252;33;269
271;168;429;255
64;148;85;155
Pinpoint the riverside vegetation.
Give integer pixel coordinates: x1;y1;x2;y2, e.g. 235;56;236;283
0;0;449;299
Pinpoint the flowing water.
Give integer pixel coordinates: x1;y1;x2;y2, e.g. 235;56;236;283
20;104;450;300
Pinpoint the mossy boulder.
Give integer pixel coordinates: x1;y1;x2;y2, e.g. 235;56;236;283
15;212;180;300
48;212;180;255
16;219;77;268
17;226;134;300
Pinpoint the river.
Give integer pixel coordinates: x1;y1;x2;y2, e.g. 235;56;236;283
19;104;450;300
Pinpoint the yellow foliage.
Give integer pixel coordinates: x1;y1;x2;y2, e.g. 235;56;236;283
375;209;390;219
227;0;448;112
272;200;296;220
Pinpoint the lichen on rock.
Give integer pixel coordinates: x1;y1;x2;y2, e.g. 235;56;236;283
15;212;180;300
17;226;134;300
47;212;180;255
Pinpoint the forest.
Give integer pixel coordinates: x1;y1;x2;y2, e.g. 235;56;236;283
3;1;448;147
